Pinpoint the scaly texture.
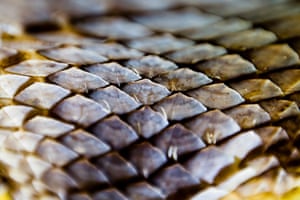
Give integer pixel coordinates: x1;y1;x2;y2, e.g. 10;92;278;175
0;0;299;200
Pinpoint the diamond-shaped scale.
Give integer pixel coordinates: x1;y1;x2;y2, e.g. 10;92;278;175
24;116;74;138
245;155;280;177
154;124;206;159
49;67;108;93
1;153;21;175
91;115;138;150
230;79;283;102
216;29;277;50
74;17;152;40
239;1;300;23
2;37;55;51
12;166;32;185
133;8;220;33
125;55;178;78
125;182;165;200
110;0;177;12
127;106;168;139
123;79;170;105
165;44;226;64
37;139;78;167
219;131;263;160
95;152;138;183
66;160;109;188
153;93;207;121
61;129;110;158
187;83;244;110
180;18;252;40
12;185;37;200
92;188;128;200
260;99;300;121
38;45;108;65
33;181;54;197
216;155;279;195
2;132;23;153
151;164;199;196
0;148;23;168
26;155;51;179
5;59;68;77
265;14;300;40
33;31;103;46
90;86;141;114
52;94;110;127
0;105;34;128
6;167;32;189
127;142;167;178
196;54;256;81
15;82;71;110
198;0;278;18
216;169;257;195
127;34;194;54
235;168;299;197
255;126;289;151
41;168;78;195
185;110;241;144
269;69;300;95
184;146;235;184
0;74;30;99
4;130;43;153
154;68;212;92
248;44;299;73
225;104;271;129
81;43;144;60
86;62;141;85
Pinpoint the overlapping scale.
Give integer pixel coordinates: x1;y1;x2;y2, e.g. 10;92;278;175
0;1;299;200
